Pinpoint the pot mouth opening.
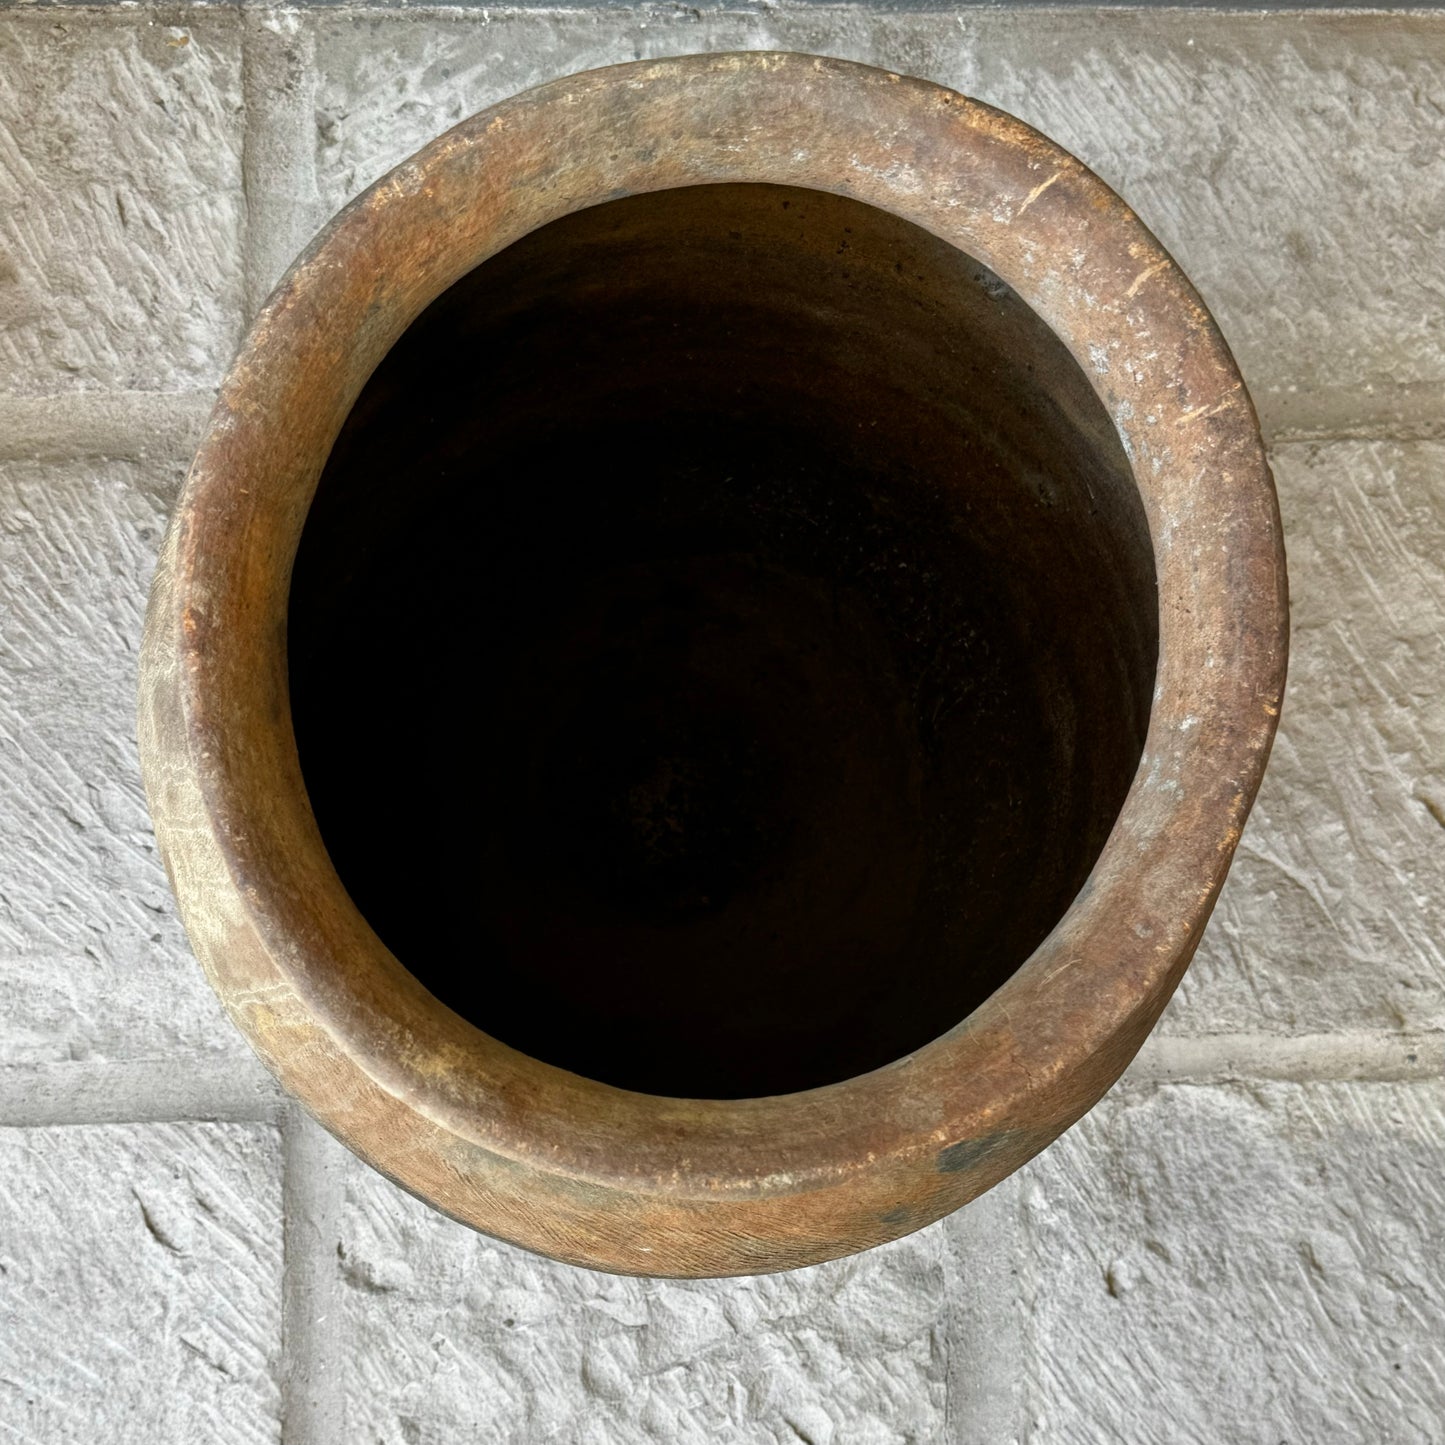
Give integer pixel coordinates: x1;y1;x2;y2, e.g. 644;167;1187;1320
287;180;1160;1100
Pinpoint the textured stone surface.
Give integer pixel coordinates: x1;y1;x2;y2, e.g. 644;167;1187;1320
335;1160;948;1444
0;456;247;1065
0;1121;283;1443
1018;1082;1445;1444
970;13;1445;420
0;12;244;394
3;7;1444;1443
308;9;982;214
1166;440;1445;1037
305;10;1445;421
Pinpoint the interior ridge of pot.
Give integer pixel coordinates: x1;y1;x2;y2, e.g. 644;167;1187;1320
139;52;1287;1276
287;181;1158;1101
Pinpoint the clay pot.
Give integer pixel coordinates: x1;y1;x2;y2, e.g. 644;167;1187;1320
138;53;1287;1276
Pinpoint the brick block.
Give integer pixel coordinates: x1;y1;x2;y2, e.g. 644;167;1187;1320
309;10;982;215
1168;441;1445;1036
0;1121;283;1444
1017;1082;1445;1442
335;1161;948;1443
0;12;244;394
0;455;248;1065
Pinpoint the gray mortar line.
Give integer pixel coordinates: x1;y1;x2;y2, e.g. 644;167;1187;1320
280;1106;347;1445
241;8;324;323
1;385;1436;468
0;392;217;462
1258;381;1445;445
237;19;346;1440
944;1175;1025;1445
0;1056;285;1126
1127;1030;1445;1086
2;380;1436;469
9;3;1445;13
1;1030;1433;1131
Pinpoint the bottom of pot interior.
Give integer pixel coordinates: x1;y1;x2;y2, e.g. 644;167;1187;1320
287;181;1158;1100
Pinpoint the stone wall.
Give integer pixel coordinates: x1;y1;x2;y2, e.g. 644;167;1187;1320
2;8;1442;1441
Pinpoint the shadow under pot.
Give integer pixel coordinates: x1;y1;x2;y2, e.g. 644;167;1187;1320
138;53;1287;1278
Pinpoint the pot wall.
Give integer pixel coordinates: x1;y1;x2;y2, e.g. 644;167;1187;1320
136;52;1286;1276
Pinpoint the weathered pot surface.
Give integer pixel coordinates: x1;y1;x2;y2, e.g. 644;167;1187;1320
138;52;1287;1277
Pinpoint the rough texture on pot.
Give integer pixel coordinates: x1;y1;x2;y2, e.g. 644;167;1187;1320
138;52;1287;1277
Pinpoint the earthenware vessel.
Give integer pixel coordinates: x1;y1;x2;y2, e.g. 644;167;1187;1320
138;53;1287;1276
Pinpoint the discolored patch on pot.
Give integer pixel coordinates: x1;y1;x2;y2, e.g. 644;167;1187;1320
937;1129;1037;1175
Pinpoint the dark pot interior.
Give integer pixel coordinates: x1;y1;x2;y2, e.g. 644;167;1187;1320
287;182;1157;1100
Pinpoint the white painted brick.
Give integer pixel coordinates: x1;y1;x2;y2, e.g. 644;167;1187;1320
0;12;244;394
309;10;982;214
0;456;248;1065
0;1121;282;1444
1017;1082;1445;1443
335;1160;949;1444
1167;440;1445;1037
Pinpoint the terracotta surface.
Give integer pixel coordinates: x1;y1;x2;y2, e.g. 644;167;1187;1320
137;52;1287;1276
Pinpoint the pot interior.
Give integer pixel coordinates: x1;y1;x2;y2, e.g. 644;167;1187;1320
288;182;1157;1099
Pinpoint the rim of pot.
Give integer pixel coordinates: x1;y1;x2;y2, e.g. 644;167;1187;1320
142;52;1287;1274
